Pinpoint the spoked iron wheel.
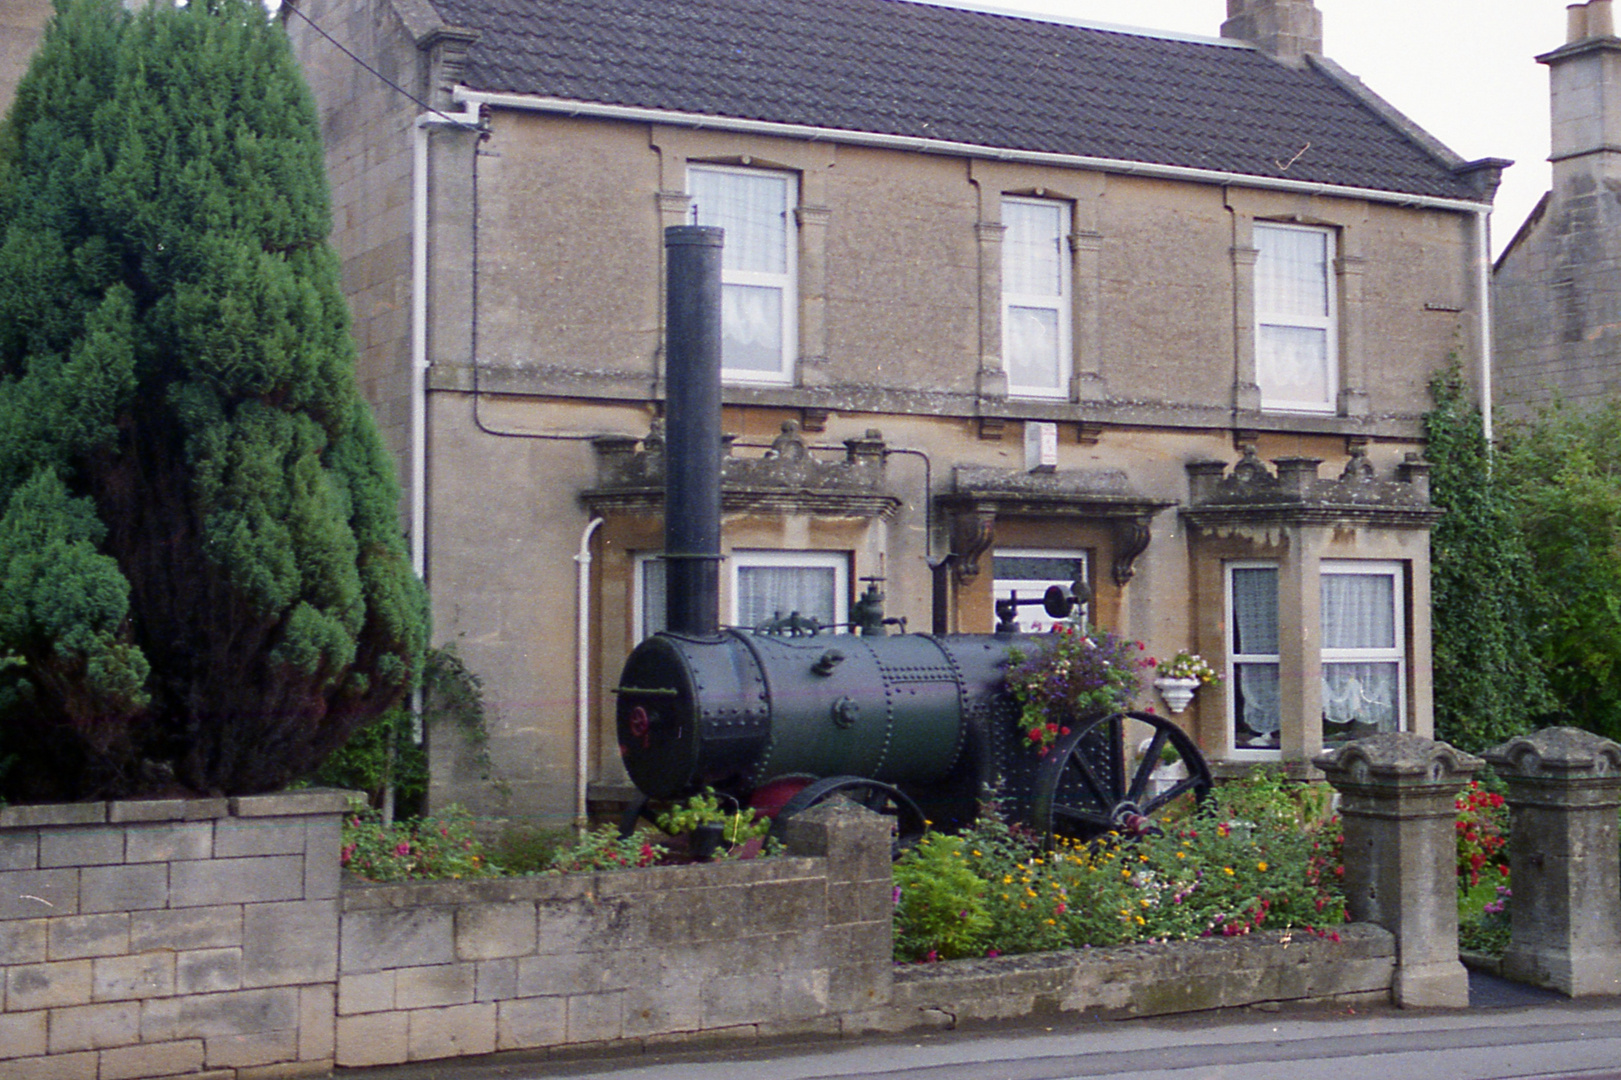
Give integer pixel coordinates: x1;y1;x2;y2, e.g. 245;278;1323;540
766;775;928;858
1029;710;1211;845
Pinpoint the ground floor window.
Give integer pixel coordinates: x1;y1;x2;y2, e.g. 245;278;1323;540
732;550;848;631
1320;560;1405;745
1227;561;1281;753
635;550;850;638
993;549;1089;633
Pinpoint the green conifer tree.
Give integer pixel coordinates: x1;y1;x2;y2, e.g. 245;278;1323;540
0;0;428;800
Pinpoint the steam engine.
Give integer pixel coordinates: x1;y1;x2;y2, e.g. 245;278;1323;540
613;226;1208;843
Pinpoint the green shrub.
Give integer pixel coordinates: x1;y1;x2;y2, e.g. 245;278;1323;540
892;832;991;961
546;825;665;873
340;803;495;883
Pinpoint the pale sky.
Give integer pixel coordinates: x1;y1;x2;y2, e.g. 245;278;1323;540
922;0;1566;259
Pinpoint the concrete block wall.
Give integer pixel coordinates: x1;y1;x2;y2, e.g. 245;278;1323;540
0;789;348;1080
333;801;896;1067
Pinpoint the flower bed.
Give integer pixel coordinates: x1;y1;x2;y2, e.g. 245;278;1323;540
893;771;1346;963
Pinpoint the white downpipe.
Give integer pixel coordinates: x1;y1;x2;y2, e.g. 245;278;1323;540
451;87;1495;216
576;517;605;832
1476;208;1494;444
410;104;481;582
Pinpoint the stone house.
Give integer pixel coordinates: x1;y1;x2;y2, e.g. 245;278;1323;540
280;0;1503;825
1495;0;1621;419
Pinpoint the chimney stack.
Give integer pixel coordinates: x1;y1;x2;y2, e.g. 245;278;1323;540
1220;0;1323;69
1543;0;1621;189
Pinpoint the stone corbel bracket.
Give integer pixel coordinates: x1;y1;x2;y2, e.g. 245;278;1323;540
939;467;1172;588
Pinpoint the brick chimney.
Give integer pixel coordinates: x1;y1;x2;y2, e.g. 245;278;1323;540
1542;0;1621;187
1220;0;1323;69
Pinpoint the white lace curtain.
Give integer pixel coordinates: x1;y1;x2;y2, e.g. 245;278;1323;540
737;565;837;629
1231;567;1280;738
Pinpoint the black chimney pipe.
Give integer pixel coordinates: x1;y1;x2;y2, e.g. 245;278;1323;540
662;225;724;637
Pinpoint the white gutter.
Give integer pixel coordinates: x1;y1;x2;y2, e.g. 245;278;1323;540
575;516;605;832
1476;208;1495;444
411;104;481;581
452;88;1496;215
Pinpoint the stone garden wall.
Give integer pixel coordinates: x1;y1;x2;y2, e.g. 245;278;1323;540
0;792;1399;1079
0;790;343;1080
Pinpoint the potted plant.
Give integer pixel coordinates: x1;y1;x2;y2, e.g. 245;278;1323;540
1152;651;1219;713
1003;624;1146;754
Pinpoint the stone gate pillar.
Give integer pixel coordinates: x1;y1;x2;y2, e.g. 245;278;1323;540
1316;733;1480;1007
1485;727;1621;996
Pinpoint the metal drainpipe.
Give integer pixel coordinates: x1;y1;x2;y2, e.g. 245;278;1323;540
1476;208;1494;445
575;516;604;833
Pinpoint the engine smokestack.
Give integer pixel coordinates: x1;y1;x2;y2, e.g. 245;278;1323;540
662;225;725;637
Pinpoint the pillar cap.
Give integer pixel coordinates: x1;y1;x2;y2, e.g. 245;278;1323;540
1314;732;1481;785
1485;726;1621;779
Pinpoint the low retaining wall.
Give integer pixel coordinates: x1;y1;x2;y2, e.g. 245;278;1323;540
1;794;1396;1078
332;804;893;1066
0;790;345;1080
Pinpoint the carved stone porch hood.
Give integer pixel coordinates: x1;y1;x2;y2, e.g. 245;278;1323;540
938;467;1172;587
581;420;901;518
1180;446;1440;531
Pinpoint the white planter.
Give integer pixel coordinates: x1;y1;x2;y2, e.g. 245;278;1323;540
1148;760;1189;799
1154;676;1200;714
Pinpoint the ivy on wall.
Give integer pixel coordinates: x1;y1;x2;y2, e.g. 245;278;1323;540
1424;365;1553;751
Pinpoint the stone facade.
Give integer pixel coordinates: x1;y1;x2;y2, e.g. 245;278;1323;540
276;0;1497;824
1495;0;1621;416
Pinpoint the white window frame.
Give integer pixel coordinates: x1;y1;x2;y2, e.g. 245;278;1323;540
992;548;1089;633
730;550;849;631
632;552;667;642
1002;196;1073;400
1254;222;1338;414
1226;560;1282;758
1319;559;1407;742
687;164;798;386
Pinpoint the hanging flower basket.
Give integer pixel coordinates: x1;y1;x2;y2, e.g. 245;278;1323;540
1153;676;1200;714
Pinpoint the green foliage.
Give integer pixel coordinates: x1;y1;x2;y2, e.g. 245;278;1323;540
306;644;491;814
305;704;427;816
490;823;576;875
891;780;1346;963
1424;365;1553;751
892;832;992;961
340;802;496;883
546;825;666;873
655;788;770;845
0;0;428;800
1496;399;1621;740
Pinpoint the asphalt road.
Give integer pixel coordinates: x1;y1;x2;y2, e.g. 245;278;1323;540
345;974;1621;1080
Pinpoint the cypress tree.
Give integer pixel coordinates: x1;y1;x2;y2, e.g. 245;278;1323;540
0;0;429;800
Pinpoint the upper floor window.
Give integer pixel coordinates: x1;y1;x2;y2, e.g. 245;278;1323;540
688;165;798;384
1254;223;1336;413
1003;197;1072;399
1320;560;1405;746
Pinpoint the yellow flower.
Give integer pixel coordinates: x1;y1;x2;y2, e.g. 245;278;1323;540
1003;875;1013;884
1134;915;1146;925
1174;851;1185;859
1258;861;1269;872
1223;867;1234;876
973;850;982;857
1045;918;1056;925
1141;898;1151;907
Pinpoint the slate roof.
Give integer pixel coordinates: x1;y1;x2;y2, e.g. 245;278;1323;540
424;0;1488;202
